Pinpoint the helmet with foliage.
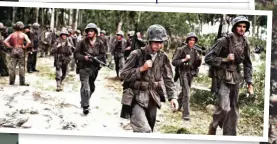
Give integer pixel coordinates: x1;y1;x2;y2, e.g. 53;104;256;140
146;24;168;42
231;16;250;32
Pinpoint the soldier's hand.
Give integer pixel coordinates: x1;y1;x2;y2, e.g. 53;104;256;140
84;56;90;61
140;60;153;72
126;46;131;50
248;84;254;95
186;54;191;60
227;53;235;61
170;99;179;112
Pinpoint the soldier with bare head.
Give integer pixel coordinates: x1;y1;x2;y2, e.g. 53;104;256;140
4;21;31;86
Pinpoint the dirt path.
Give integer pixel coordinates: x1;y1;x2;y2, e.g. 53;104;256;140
0;56;262;136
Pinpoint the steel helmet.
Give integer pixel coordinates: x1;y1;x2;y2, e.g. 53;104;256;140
146;24;168;42
231;16;250;32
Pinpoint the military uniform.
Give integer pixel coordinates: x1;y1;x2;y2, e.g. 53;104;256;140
40;25;52;57
67;29;77;71
30;23;41;72
4;21;31;86
51;30;73;91
24;24;36;73
111;31;127;77
205;16;253;135
74;23;106;115
120;24;178;133
0;23;10;76
172;32;202;120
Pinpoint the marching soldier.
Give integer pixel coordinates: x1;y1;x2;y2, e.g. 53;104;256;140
3;21;31;86
111;31;126;78
68;28;77;71
74;23;106;115
40;25;52;57
172;32;203;121
120;24;179;133
205;16;254;135
51;29;73;92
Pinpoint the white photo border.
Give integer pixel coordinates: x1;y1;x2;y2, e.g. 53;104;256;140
0;1;272;142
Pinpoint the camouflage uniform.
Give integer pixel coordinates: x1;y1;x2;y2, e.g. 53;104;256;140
205;16;253;135
74;23;106;115
172;32;202;120
0;23;10;76
111;31;127;77
40;25;52;57
120;24;177;132
4;21;31;86
51;29;73;91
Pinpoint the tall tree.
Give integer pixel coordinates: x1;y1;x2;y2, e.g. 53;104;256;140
50;8;55;31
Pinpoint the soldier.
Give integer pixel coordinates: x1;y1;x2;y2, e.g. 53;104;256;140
171;32;203;121
67;28;77;71
3;21;31;86
30;23;40;72
111;31;126;78
51;29;73;92
40;25;52;57
120;24;178;133
74;23;106;115
205;16;254;135
24;24;36;73
100;30;110;54
124;31;135;60
100;30;110;64
0;22;9;77
76;30;82;43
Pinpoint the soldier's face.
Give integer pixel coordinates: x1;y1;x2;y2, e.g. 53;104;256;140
188;38;196;47
117;35;122;40
100;33;104;36
151;41;163;52
236;23;247;36
61;35;67;40
87;30;96;38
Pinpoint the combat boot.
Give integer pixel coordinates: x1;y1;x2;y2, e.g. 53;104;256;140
83;106;90;115
20;77;29;86
207;123;217;135
56;80;62;92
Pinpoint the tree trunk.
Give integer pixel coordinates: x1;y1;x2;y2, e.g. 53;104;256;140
73;9;79;31
253;15;256;37
117;17;123;32
41;8;44;28
60;9;64;27
69;9;73;27
36;8;39;23
55;9;59;28
221;14;228;34
12;7;16;24
50;8;55;31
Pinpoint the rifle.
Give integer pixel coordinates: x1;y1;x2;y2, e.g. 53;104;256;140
194;45;206;56
84;52;113;70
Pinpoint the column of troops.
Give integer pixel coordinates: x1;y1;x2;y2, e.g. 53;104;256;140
0;15;255;136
